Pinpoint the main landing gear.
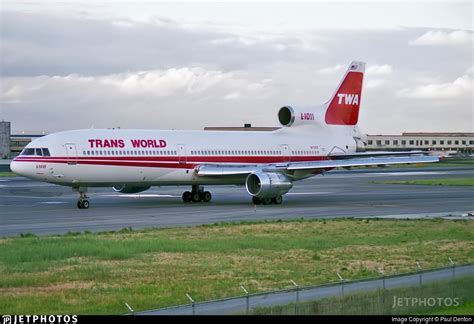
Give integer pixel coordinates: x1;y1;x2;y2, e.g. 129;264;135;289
182;185;212;203
252;195;283;205
77;191;90;209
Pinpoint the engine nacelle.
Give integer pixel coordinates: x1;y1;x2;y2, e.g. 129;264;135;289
245;172;293;198
112;185;151;194
278;105;320;127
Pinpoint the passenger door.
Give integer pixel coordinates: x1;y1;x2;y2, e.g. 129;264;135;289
280;144;291;162
65;143;78;165
177;144;187;164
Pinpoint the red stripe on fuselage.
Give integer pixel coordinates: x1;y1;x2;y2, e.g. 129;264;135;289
13;155;330;169
15;155;329;163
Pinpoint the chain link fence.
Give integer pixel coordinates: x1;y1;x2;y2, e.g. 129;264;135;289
133;263;474;315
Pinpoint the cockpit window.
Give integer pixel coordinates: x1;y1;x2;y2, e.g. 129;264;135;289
20;148;51;156
21;148;35;156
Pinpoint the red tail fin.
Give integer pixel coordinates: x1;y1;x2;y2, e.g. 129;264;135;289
325;61;365;126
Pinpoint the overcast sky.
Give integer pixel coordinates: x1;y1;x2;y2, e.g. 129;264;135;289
1;1;472;134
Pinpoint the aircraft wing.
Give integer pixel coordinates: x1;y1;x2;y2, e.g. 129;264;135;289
328;150;426;159
285;155;439;171
196;155;439;176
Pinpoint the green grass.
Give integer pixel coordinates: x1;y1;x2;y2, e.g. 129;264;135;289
423;300;474;315
0;218;473;314
372;178;474;186
250;277;474;315
0;171;16;177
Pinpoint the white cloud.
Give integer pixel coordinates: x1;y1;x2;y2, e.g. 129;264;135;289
410;30;473;46
317;64;345;74
223;92;241;100
397;74;472;99
366;64;393;76
1;9;472;133
365;79;386;89
1;67;275;102
99;68;234;96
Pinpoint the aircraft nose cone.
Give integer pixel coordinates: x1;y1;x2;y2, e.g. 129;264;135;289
10;159;23;176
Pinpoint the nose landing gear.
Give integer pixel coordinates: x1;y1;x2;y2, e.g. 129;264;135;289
76;190;90;209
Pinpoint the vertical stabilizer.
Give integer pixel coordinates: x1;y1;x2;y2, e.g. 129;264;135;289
324;61;365;126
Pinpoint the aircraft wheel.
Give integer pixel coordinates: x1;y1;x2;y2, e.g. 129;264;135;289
182;191;192;203
78;200;89;209
272;196;283;205
252;196;262;205
203;191;212;202
262;198;272;205
191;191;202;203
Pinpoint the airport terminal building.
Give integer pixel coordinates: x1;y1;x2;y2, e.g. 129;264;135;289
366;132;474;154
0;121;10;159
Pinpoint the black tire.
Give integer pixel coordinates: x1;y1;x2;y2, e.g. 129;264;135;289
82;200;90;209
191;192;202;203
203;191;212;202
272;196;283;205
77;201;83;209
262;198;272;205
182;191;192;203
252;196;262;205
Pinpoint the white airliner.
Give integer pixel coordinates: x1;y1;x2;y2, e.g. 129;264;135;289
11;61;438;209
